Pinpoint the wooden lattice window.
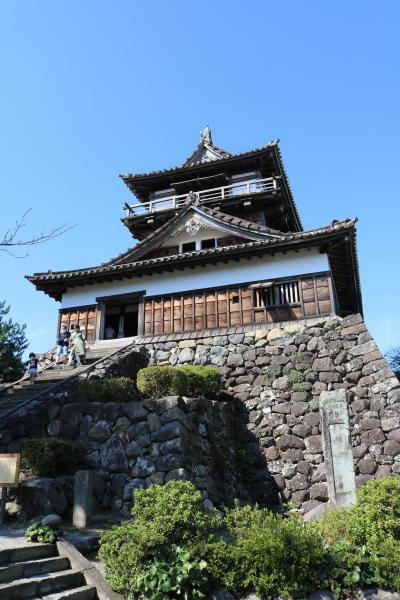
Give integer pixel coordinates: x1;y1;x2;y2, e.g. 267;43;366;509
253;281;300;308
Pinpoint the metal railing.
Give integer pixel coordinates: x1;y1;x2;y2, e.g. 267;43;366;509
124;177;279;217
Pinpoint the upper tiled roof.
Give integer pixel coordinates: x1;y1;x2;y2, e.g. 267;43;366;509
120;135;279;180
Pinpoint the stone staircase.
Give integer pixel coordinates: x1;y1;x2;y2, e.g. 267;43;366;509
0;543;96;599
0;341;133;419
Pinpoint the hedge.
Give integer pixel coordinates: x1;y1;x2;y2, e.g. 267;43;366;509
136;365;222;398
79;376;137;403
21;437;85;477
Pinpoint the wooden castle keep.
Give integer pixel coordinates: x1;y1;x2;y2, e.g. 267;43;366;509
27;128;362;343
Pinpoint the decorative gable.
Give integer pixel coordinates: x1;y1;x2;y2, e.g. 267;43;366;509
112;203;286;266
182;126;232;167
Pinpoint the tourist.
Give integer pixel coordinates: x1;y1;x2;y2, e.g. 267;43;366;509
70;324;87;367
68;324;77;367
27;352;39;385
56;324;70;366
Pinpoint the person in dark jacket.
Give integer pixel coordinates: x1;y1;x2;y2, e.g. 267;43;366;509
56;324;70;365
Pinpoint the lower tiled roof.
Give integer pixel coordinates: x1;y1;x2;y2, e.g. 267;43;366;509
26;218;356;284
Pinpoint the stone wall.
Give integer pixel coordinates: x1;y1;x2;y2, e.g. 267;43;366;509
144;314;400;512
0;344;148;448
2;313;399;514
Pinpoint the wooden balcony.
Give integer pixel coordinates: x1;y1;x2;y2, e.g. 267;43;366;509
123;177;279;218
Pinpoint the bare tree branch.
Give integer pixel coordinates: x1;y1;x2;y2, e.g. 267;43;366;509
0;208;75;257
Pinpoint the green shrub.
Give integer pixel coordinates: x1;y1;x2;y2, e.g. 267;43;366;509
179;365;222;398
136;365;222;399
21;437;85;477
25;522;58;544
137;366;187;399
371;537;400;591
317;478;400;594
325;541;381;598
79;376;136;403
99;480;221;596
349;476;400;546
208;503;328;598
137;545;209;600
317;507;352;544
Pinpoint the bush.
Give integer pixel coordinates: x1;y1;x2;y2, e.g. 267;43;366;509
21;437;85;477
99;480;221;596
317;507;352;544
137;545;209;600
79;376;136;403
317;478;400;594
205;503;328;598
180;365;222;398
136;366;187;399
349;476;400;546
136;365;222;399
325;541;381;598
371;537;400;591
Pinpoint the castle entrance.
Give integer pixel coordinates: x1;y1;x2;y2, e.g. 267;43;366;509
99;293;143;340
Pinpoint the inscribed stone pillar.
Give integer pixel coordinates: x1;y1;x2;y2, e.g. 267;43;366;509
320;389;356;509
73;470;93;528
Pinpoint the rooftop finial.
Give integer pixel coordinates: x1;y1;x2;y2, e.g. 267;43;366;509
200;125;212;145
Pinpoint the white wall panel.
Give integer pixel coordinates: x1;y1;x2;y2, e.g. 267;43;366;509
61;249;330;308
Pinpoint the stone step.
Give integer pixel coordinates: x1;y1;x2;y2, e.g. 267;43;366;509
0;544;56;566
4;385;53;394
0;556;69;584
40;584;97;599
0;569;83;599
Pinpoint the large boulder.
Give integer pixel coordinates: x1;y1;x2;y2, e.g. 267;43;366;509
17;478;68;517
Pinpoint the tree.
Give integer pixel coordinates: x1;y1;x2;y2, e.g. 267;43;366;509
0;301;29;382
385;347;400;381
1;208;73;257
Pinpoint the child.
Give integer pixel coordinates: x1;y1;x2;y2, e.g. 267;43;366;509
28;352;39;385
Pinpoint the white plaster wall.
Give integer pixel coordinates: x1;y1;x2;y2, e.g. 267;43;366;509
61;249;330;308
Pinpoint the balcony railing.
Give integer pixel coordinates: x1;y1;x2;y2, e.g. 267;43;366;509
124;176;279;218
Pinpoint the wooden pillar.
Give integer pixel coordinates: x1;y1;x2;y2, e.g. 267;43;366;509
137;296;145;336
0;487;7;525
96;303;105;341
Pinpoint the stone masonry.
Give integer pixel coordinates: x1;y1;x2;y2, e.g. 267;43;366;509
1;314;399;514
144;313;400;512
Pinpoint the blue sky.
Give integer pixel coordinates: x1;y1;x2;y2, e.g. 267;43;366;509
0;1;399;354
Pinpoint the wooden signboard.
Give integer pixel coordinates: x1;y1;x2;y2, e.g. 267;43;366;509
0;453;20;525
0;453;20;487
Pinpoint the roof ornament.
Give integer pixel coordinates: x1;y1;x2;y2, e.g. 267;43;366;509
185;218;201;236
185;190;200;206
200;125;212;145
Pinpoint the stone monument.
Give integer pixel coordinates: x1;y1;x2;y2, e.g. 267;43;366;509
320;389;356;509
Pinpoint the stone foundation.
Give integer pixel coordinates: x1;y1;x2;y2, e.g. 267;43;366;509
2;314;399;513
144;313;400;511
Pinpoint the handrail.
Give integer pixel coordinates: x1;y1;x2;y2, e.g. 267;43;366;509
124;176;279;217
0;341;139;422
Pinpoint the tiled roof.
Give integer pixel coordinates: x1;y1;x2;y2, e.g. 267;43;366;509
120;139;279;180
26;218;357;284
